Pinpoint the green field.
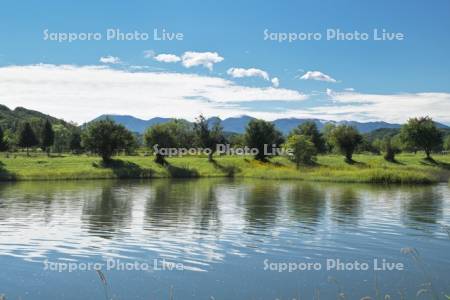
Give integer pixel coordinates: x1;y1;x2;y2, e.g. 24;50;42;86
1;152;450;184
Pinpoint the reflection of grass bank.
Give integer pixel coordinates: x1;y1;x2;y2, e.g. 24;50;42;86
0;153;449;184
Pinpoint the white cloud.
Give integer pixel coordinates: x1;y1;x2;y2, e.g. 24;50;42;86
154;54;181;63
227;67;269;81
326;88;334;97
271;77;280;87
143;50;155;58
0;64;307;123
1;64;448;125
299;71;337;83
181;51;224;71
314;90;450;123
344;87;355;91
99;56;121;64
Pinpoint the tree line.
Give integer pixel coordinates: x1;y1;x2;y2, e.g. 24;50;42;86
0;118;82;155
0;115;449;166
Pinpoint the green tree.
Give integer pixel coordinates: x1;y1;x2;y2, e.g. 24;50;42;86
69;132;83;154
41;120;55;156
228;133;245;147
245;119;283;161
322;123;336;153
3;129;16;152
147;119;194;148
144;122;177;164
381;136;402;162
18;122;39;156
122;132;139;155
291;121;325;153
400;116;442;159
329;125;362;162
357;136;379;154
283;134;317;167
170;119;195;148
0;127;8;151
52;125;71;154
371;138;383;155
82;119;134;162
443;135;450;151
29;117;45;141
193;115;225;161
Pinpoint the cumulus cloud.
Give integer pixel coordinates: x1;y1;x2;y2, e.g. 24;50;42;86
227;67;269;81
99;56;121;64
154;54;181;63
271;77;280;87
1;64;448;125
313;90;450;124
0;64;306;123
181;51;224;70
299;71;337;83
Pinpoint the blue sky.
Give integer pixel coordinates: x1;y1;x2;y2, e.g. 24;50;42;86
0;0;449;124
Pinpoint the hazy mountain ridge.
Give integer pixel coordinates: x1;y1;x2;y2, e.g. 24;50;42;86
2;104;446;135
91;114;449;134
92;115;173;133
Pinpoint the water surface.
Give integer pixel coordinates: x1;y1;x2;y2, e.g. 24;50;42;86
0;179;449;299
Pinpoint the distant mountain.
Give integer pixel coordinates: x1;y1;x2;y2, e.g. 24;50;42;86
272;118;327;134
3;104;447;138
90;114;450;135
219;115;255;133
0;104;75;131
92;115;173;133
270;119;403;134
334;120;402;133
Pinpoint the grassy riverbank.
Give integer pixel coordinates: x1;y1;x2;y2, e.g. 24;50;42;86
0;153;449;184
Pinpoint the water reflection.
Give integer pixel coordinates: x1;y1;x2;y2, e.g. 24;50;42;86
330;187;362;225
144;180;221;232
0;180;448;258
243;182;280;230
285;183;326;227
0;179;449;299
402;186;444;232
82;182;133;239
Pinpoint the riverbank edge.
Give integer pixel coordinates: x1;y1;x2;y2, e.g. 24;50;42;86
1;154;449;184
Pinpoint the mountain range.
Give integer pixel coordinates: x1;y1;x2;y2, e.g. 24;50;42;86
91;114;449;135
1;104;447;136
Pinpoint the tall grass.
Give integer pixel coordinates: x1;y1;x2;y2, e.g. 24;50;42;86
0;152;448;184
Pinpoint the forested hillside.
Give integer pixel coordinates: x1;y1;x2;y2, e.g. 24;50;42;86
0;104;76;132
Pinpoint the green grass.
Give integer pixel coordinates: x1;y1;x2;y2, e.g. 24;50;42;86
1;152;449;184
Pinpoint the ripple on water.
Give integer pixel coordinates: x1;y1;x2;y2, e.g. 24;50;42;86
0;180;449;274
